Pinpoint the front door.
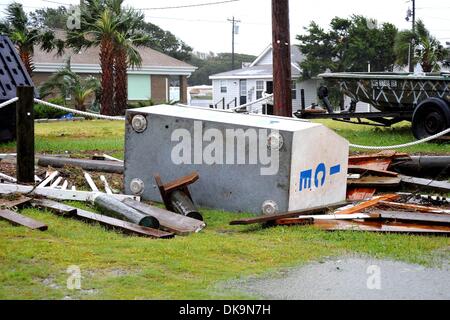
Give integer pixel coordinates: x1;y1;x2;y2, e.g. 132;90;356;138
240;80;247;105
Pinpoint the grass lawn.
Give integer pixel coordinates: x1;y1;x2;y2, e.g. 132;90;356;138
0;119;449;300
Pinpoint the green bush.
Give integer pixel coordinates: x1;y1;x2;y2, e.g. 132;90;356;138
34;97;70;119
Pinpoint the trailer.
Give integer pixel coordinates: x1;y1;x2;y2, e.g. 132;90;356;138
0;35;36;142
294;72;450;140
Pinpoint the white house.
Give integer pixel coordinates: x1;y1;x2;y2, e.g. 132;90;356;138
209;45;320;114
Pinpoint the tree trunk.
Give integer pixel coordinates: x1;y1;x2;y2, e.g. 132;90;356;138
114;47;128;116
19;49;33;77
99;38;115;115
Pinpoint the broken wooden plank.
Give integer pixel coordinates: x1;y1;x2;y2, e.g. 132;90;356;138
277;213;381;226
0;196;31;209
312;219;450;235
0;172;17;183
30;199;172;239
378;201;450;215
348;165;399;177
38;171;59;188
102;154;124;163
372;210;450;225
228;203;346;226
123;198;206;236
0;183;139;202
347;176;401;187
399;175;450;193
335;194;400;215
61;180;68;190
92;194;159;228
31;198;78;217
37;157;123;174
100;175;113;195
84;172;99;192
50;176;63;188
274;217;314;226
0;209;47;231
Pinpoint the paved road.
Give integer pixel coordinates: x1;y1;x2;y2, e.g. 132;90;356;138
232;256;450;300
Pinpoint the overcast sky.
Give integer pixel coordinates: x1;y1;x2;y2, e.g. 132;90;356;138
2;0;449;56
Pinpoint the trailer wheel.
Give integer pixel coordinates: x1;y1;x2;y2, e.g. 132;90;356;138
412;98;450;140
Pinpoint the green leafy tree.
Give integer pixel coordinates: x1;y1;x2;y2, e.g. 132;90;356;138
141;22;193;61
188;52;256;85
39;60;100;111
0;2;65;76
394;20;448;72
297;15;398;78
29;6;69;29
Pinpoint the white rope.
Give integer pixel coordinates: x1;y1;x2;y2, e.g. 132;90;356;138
34;98;125;121
349;127;450;150
0;97;18;110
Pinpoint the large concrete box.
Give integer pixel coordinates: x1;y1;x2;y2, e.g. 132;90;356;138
125;105;349;214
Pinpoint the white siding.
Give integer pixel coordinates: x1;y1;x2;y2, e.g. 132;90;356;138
258;51;273;65
212;79;240;109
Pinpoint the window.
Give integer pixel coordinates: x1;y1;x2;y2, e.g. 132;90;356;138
291;81;297;100
220;80;227;93
256;81;264;99
128;75;151;100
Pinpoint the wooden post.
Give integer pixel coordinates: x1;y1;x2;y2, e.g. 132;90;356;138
16;86;35;184
272;0;292;117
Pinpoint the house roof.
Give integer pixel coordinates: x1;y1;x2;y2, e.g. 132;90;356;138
33;30;197;75
209;45;303;80
209;64;301;80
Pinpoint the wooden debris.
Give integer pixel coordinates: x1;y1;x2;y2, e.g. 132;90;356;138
0;209;47;231
347;176;401;187
102;154;124;163
0;195;31;209
347;188;377;202
0;172;17;183
335;194;400;215
276;213;380;226
84;172;99;192
32;198;77;216
312;219;450;235
372;210;450;225
275;217;314;226
123;199;206;236
378;201;450;215
155;172;203;221
37;157;123;174
38;171;59;188
50;177;63;188
228;204;344;226
348;165;399;177
399;175;450;193
61;180;68;190
31;199;172;239
0;183;139;202
100;175;113;195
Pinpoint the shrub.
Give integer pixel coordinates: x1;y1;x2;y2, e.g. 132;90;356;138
34;97;70;119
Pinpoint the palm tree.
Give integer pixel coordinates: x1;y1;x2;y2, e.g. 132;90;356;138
113;8;149;115
39;60;100;111
67;0;147;116
0;2;64;76
394;20;448;72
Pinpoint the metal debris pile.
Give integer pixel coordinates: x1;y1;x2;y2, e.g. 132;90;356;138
0;154;205;239
230;151;450;236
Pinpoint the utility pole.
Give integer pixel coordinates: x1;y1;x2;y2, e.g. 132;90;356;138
272;0;292;117
228;17;240;70
406;0;416;72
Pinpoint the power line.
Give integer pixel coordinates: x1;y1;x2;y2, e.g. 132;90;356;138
139;0;240;11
